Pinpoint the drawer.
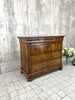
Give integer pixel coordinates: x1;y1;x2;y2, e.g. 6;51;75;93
29;43;52;56
30;51;61;64
29;41;62;56
30;58;61;73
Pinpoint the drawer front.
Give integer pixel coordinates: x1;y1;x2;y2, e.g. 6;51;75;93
29;42;62;56
30;51;61;64
30;58;61;73
30;43;52;56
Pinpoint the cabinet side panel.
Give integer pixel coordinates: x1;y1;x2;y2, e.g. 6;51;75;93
20;43;28;73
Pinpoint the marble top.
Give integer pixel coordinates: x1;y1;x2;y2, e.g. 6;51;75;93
18;34;65;38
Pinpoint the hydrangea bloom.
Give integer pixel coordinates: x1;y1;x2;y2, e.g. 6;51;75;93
62;47;75;57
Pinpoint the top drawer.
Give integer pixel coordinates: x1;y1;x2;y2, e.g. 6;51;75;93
29;42;62;56
27;37;62;44
18;36;64;45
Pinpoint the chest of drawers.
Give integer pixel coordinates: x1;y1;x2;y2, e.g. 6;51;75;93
18;36;64;81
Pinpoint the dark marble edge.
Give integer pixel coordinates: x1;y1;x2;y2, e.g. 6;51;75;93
18;34;65;38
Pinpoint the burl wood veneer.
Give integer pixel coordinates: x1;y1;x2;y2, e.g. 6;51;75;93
18;36;64;81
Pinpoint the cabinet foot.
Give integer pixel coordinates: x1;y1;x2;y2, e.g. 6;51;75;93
59;67;62;70
27;78;33;82
21;70;23;74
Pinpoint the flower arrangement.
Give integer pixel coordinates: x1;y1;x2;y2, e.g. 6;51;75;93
62;47;75;58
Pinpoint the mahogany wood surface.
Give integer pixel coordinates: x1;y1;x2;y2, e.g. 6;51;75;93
18;36;64;81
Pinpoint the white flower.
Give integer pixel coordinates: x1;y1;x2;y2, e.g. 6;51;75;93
70;48;74;51
62;50;64;53
63;47;75;57
70;48;74;50
68;50;71;53
64;47;67;50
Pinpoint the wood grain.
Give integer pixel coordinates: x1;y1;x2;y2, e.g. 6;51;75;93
18;36;64;81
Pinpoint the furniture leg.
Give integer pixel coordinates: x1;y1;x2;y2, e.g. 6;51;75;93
21;70;23;74
27;76;33;82
59;67;62;70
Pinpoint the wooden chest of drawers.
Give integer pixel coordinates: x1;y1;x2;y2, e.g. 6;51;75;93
18;36;64;81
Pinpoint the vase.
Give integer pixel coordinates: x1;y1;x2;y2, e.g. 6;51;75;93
66;57;70;65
